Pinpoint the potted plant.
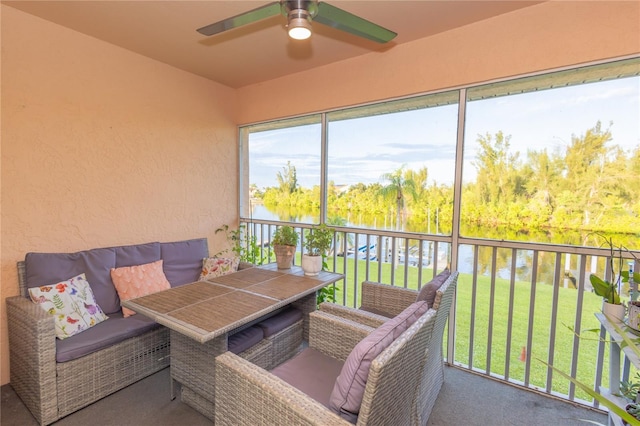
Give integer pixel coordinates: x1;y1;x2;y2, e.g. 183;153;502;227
301;224;334;276
272;225;299;269
589;234;631;323
621;373;640;425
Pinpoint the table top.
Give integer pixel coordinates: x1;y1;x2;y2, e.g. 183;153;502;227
122;264;343;343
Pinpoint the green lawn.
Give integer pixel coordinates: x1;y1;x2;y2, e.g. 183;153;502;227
323;256;612;402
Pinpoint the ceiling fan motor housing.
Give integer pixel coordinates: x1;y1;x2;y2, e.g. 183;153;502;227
287;9;312;27
282;0;319;18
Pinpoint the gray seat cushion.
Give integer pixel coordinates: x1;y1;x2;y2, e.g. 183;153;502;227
228;326;264;355
271;348;344;409
257;307;303;337
56;311;160;362
160;238;209;287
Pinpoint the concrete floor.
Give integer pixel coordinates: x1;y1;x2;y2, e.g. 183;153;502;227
1;365;607;425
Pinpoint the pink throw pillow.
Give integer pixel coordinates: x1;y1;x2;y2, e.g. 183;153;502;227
110;259;171;317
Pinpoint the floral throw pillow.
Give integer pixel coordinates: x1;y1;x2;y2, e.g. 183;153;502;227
29;273;108;340
199;257;240;280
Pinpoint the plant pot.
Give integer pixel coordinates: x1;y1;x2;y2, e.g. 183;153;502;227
603;301;625;324
274;245;295;269
628;301;640;331
301;254;322;276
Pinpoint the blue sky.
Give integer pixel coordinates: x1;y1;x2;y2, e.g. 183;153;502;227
249;76;639;189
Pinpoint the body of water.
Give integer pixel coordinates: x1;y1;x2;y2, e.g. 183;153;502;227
247;204;634;288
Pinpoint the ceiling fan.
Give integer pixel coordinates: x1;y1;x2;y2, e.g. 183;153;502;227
196;0;397;43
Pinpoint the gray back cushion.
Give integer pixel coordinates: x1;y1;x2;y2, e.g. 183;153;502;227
160;238;208;286
416;268;451;307
113;241;161;268
25;248;120;314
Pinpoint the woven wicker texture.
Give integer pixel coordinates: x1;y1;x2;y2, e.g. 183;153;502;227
207;267;284;288
168;291;278;333
317;271;459;425
133;281;233;313
246;274;325;300
170;319;304;419
319;303;388;329
309;311;375;362
360;280;420;317
266;320;304;370
413;271;458;426
181;385;215;420
238;336;273;370
123;266;343;343
6;294;58;425
216;352;347;426
9;261;171;426
171;330;225;404
357;309;437;425
55;328;169;417
214;307;437;425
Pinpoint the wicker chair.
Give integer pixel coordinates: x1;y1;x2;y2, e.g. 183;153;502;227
320;271;459;426
320;268;453;322
214;307;437;425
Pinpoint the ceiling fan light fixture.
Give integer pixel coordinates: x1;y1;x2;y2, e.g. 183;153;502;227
287;9;312;40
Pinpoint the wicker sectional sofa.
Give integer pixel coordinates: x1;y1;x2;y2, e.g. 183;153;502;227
6;238;277;425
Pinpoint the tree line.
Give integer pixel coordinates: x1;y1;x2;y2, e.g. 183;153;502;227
257;122;640;237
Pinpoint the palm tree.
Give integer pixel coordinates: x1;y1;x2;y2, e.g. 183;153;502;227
276;161;298;195
379;165;417;231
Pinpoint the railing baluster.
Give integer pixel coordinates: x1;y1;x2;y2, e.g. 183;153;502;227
376;234;383;280
365;234;372;282
238;219;638;409
390;237;397;286
569;254;587;401
546;252;562;393
433;241;439;278
594;323;607;409
342;231;349;307
353;232;360;308
417;241;424;286
469;245;479;370
525;250;539;387
504;248;517;381
486;246;498;374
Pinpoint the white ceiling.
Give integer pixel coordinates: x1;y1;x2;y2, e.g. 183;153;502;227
3;1;543;89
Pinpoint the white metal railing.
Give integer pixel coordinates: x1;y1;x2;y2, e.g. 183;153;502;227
240;219;639;410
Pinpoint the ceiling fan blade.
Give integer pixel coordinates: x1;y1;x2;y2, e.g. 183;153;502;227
314;2;397;43
197;2;282;36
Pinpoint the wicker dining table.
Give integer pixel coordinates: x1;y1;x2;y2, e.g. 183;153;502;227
121;264;344;420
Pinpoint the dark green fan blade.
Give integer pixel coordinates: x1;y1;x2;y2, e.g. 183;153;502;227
197;2;282;36
314;2;397;43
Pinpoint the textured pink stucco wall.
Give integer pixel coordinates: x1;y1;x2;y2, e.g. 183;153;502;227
237;1;640;124
0;6;239;385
